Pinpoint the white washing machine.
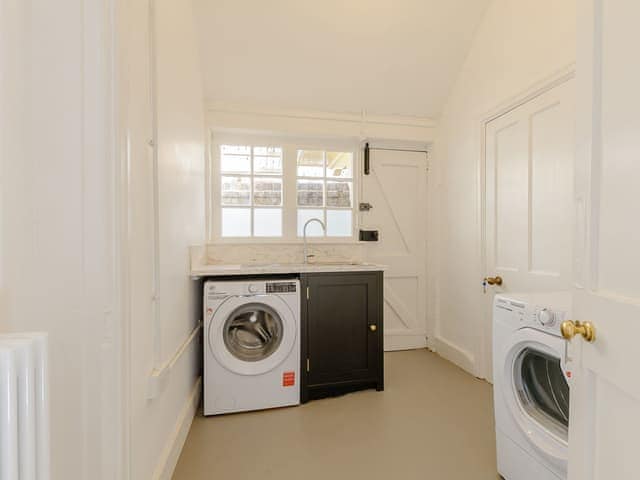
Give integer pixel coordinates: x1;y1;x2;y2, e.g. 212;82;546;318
493;292;571;480
204;278;300;415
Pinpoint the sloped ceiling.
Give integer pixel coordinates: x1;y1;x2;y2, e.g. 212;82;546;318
193;0;491;118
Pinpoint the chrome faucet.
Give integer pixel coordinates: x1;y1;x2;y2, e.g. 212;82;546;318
303;218;326;264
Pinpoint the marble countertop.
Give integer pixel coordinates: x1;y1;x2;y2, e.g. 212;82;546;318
190;261;386;278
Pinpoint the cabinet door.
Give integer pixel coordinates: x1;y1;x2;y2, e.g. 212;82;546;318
305;273;381;387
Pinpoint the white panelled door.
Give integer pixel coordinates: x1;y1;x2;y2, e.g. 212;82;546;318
567;1;640;478
361;148;428;351
485;79;576;293
483;79;576;379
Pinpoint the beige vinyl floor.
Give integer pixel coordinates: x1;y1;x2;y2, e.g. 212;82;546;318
173;349;499;480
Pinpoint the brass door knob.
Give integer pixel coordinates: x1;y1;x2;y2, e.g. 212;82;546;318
561;320;596;343
369;324;377;332
485;276;503;286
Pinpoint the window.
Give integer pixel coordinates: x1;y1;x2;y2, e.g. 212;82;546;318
296;150;354;237
213;139;357;241
220;145;283;237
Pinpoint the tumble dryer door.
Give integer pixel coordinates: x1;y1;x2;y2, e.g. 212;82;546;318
514;347;570;437
501;328;569;471
209;294;297;376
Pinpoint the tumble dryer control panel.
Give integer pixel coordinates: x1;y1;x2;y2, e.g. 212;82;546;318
537;308;556;326
526;305;568;334
494;292;572;337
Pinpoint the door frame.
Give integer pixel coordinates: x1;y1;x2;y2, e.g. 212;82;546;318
478;65;576;380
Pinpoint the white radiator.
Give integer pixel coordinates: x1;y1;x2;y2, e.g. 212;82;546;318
0;333;49;480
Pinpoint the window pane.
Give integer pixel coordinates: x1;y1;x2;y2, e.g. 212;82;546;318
222;208;251;237
326;181;352;208
221;145;251;174
297;180;324;206
253;177;282;206
254;208;282;237
254;146;280;156
221;176;251;205
326;210;352;237
297;150;324;177
326;152;353;178
222;145;250;155
254;147;283;175
297;209;325;237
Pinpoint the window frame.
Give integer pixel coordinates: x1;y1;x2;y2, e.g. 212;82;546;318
218;145;285;238
208;132;360;244
295;149;355;238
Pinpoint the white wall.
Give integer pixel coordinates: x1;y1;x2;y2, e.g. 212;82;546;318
0;0;119;478
117;0;206;478
193;0;492;117
434;0;576;377
0;0;205;478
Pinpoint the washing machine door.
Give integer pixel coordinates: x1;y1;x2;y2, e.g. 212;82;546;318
502;328;569;468
209;294;297;376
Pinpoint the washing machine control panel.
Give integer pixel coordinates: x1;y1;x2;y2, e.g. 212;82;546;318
266;281;297;293
205;280;299;298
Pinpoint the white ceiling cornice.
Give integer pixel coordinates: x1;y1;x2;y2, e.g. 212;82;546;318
205;101;437;129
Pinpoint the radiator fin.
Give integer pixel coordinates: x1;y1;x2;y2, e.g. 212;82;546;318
0;333;49;480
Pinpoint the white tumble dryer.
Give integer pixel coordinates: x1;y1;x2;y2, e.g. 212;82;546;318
493;292;571;480
204;278;300;416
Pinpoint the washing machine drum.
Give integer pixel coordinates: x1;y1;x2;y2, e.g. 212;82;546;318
210;295;297;376
223;303;284;362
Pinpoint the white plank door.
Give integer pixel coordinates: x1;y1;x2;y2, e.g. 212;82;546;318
483;79;576;379
567;1;640;478
361;149;428;351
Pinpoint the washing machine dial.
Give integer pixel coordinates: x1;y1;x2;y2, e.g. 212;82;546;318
538;308;555;326
248;284;259;294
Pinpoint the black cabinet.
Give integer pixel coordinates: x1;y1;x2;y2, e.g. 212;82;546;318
300;271;384;402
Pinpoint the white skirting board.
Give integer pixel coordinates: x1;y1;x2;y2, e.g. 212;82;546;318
432;336;477;376
153;377;202;480
384;334;428;351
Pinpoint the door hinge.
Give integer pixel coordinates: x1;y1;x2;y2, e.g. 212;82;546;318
306;286;310;300
306;358;310;372
364;142;370;175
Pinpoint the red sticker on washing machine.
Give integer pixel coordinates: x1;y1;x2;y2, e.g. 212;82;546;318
282;371;295;387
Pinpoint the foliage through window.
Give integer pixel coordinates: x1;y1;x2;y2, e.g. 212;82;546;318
215;142;356;240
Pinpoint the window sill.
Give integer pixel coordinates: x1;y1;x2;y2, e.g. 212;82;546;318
208;237;363;246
